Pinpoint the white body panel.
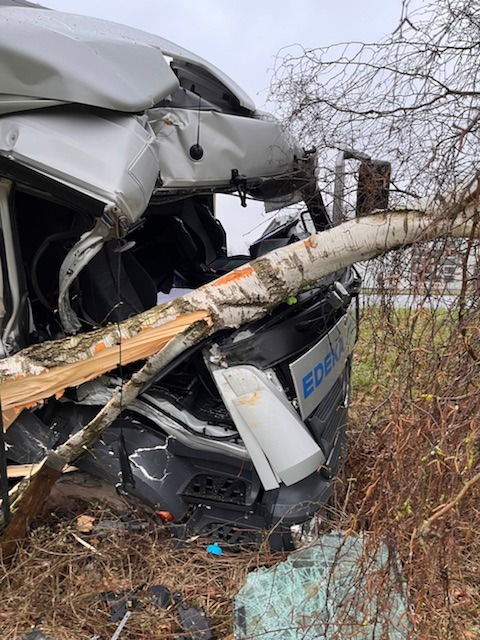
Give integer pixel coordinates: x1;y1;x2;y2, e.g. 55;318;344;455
0;5;255;115
0;109;160;223
151;108;303;189
0;7;179;113
212;365;325;488
290;308;356;419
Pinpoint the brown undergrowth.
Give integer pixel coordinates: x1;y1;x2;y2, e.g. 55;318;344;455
2;296;480;640
0;503;284;639
336;299;480;639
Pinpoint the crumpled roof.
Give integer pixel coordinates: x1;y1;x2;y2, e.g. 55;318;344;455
0;6;179;114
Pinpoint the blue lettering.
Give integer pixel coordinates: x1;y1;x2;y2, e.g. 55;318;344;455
302;372;314;398
314;363;324;386
300;332;349;401
332;337;344;365
324;352;332;376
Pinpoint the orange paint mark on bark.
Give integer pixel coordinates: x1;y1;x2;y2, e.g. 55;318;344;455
212;266;254;286
93;342;106;354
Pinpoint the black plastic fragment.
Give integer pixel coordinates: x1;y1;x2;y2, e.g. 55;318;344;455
20;631;55;640
149;584;172;609
100;590;139;622
174;591;215;640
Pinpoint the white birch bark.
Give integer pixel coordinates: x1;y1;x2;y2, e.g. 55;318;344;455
0;210;477;419
0;209;478;527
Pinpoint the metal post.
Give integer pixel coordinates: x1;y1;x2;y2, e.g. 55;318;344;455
332;148;371;226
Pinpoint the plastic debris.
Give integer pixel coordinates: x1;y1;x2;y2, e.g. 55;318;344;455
156;510;174;522
206;542;223;556
149;584;172;609
92;519;149;536
20;631;55;640
173;591;215;639
100;589;140;622
110;610;131;640
234;532;412;639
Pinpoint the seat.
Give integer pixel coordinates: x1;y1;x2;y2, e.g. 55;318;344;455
78;239;157;326
171;198;249;286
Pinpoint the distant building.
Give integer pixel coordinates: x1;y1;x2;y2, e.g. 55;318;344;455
359;239;480;294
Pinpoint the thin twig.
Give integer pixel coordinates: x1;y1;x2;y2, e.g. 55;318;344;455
418;468;480;537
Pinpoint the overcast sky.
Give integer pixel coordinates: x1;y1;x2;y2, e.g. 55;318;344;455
42;0;406;251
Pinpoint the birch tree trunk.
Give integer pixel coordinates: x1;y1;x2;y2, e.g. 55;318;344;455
0;209;478;548
0;210;477;427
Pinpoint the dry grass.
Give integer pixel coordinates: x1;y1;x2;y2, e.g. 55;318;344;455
336;302;480;639
0;502;284;639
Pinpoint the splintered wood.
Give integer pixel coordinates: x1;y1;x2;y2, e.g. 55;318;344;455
0;211;477;429
0;310;211;428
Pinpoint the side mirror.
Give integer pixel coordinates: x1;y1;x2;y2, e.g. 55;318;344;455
356;160;391;216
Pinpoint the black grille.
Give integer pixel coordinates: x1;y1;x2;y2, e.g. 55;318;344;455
183;474;247;505
320;406;346;446
312;375;344;422
306;368;348;447
202;522;261;546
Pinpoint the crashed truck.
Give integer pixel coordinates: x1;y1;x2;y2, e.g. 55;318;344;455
0;5;386;549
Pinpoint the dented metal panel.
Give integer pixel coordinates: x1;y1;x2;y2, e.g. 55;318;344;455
150;108;303;190
0;5;256;116
153;39;255;113
0;108;160;223
0;7;179;114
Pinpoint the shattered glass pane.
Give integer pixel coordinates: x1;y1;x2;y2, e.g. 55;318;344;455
234;532;412;639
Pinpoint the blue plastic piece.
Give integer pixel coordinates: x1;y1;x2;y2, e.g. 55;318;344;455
206;542;223;556
234;532;412;639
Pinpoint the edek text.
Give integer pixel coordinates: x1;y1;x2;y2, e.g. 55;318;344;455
302;336;345;399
